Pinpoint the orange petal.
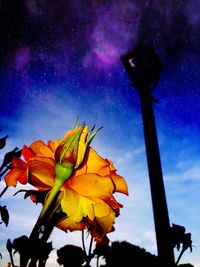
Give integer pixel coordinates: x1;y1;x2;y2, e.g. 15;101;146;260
72;164;87;177
107;159;116;171
22;145;35;161
110;173;128;195
29;140;46;154
39;144;54;158
28;159;55;187
5;169;25;187
47;140;56;152
69;174;114;199
85;148;111;176
30;156;55;167
29;175;52;190
95;235;110;245
18;170;28;185
65;164;87;187
12;158;27;169
65;129;77;138
104;195;123;215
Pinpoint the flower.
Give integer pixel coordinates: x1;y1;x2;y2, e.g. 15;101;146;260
5;123;128;243
4;157;28;186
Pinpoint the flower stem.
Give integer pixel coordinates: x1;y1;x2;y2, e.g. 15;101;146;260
175;248;186;265
8;250;15;267
82;230;87;257
0;166;10;177
30;179;64;240
38;180;63;222
0;185;8;198
96;256;99;267
88;236;94;258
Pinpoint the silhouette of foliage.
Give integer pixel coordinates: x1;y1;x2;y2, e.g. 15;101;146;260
0;135;8;150
0;205;9;226
99;241;159;267
170;224;193;265
0;131;22;262
0;132;10;232
93;241;195;267
57;245;85;267
0;147;22;175
178;264;194;267
7;235;53;267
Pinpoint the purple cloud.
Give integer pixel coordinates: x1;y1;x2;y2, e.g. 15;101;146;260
83;1;141;70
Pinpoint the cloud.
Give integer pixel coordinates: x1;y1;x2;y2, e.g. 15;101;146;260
83;1;140;70
143;230;157;251
165;160;200;182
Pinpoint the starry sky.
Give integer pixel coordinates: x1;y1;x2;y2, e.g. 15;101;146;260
0;0;200;266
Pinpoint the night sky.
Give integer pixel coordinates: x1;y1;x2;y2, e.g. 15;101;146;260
0;1;200;266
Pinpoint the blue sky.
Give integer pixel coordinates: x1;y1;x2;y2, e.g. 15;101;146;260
1;62;200;266
0;1;200;266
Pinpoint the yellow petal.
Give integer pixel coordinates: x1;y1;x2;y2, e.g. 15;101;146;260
61;188;95;222
96;208;115;235
57;217;86;232
110;173;129;195
70;174;114;199
85;205;115;240
93;200;111;218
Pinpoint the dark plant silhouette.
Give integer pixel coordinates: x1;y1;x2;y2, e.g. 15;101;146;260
94;240;194;267
178;265;194;267
0;132;10;262
0;205;9;226
0;147;22;174
0;132;21;199
7;236;53;267
99;241;160;267
56;240;195;267
56;231;98;267
0;135;8;150
170;224;193;265
57;245;85;267
0;131;22;264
